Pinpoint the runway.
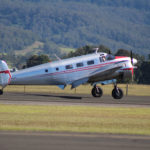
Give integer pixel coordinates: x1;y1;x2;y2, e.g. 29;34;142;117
0;92;150;107
0;131;150;150
0;92;150;150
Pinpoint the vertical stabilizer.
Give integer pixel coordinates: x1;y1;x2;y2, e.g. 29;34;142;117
0;60;11;90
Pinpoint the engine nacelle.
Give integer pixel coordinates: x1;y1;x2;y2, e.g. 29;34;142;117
0;60;11;89
121;69;132;81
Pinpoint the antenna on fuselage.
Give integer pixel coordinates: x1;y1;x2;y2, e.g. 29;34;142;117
54;54;61;61
93;48;99;54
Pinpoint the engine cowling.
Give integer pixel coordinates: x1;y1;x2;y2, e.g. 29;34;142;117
121;68;133;81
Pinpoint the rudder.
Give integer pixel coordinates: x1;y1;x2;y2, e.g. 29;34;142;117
0;60;11;94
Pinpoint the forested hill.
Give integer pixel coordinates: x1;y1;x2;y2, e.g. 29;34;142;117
0;0;150;56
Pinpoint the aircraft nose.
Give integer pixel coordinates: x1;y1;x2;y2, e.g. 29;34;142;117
133;58;137;65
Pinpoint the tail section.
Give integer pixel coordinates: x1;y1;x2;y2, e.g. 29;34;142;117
0;60;11;94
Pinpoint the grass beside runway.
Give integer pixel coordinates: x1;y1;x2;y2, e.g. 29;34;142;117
0;104;150;135
4;84;150;96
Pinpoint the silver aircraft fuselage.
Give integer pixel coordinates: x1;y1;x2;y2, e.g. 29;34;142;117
10;52;137;87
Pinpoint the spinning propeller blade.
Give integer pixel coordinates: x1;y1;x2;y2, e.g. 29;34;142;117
130;50;134;82
131;50;133;65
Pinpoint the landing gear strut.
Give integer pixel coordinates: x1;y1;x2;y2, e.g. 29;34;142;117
0;89;3;95
91;85;103;98
112;84;123;99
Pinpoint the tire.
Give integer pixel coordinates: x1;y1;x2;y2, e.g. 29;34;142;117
112;88;123;99
91;86;103;98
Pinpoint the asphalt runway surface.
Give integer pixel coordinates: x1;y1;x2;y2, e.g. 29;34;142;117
0;131;150;150
0;92;150;107
0;92;150;150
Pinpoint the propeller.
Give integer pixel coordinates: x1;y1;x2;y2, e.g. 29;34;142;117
126;50;137;95
130;50;135;82
130;50;133;65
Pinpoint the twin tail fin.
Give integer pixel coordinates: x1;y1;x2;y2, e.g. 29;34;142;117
0;60;11;93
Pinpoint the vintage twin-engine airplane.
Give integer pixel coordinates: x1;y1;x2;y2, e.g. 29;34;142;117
0;51;137;99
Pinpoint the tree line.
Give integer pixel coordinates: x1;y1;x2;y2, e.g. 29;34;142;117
0;0;150;57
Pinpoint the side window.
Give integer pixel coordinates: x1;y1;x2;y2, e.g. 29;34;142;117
56;67;59;71
45;69;48;73
76;62;84;68
87;60;94;65
66;64;73;70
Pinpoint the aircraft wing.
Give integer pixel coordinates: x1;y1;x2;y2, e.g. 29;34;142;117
89;63;123;80
71;61;125;89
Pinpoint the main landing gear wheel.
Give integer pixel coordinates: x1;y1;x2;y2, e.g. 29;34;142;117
0;89;3;95
112;86;123;99
91;86;103;98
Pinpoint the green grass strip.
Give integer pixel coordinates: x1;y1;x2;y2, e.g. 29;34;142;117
0;104;150;135
5;84;150;96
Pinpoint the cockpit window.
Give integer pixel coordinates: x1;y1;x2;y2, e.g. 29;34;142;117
106;55;115;60
99;56;106;62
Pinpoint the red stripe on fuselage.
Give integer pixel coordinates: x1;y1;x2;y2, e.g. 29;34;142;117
50;61;116;76
39;60;122;78
122;68;132;71
14;58;129;80
115;56;128;59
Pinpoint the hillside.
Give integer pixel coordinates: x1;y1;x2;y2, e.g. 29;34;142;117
0;0;150;57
